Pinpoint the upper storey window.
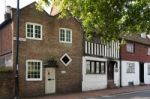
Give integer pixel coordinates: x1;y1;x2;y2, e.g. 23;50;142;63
59;28;72;43
26;22;42;40
126;43;134;53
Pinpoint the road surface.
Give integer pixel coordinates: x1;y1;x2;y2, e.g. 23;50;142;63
90;90;150;99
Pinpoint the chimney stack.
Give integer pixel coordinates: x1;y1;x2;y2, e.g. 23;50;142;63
4;6;12;20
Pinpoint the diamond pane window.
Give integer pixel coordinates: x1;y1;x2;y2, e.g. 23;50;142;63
60;53;72;66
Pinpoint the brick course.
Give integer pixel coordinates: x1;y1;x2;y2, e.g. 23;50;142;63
121;41;150;62
11;3;83;97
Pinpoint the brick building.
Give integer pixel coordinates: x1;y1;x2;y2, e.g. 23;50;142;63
1;2;150;98
0;2;83;97
121;35;150;86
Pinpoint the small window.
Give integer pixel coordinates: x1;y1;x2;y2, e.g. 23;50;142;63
60;53;72;66
148;65;150;75
26;22;42;40
59;28;72;43
86;60;106;74
126;43;134;53
127;63;135;73
148;48;150;55
26;60;42;81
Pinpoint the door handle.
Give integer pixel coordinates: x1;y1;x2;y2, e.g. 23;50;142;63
48;78;54;81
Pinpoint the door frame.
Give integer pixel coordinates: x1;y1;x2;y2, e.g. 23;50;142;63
107;61;117;81
139;62;144;83
45;68;56;94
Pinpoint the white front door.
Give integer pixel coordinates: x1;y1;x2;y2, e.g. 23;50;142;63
45;68;56;94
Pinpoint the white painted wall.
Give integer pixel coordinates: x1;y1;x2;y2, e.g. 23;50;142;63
144;63;150;84
0;54;12;67
121;61;140;86
114;60;120;87
82;56;120;91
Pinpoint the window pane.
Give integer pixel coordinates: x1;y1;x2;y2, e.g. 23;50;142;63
60;29;65;41
101;62;105;74
148;48;150;55
27;61;41;80
126;43;134;53
66;30;71;42
127;63;135;73
35;25;41;38
86;61;91;74
27;24;33;37
148;65;150;75
91;62;95;73
96;62;100;74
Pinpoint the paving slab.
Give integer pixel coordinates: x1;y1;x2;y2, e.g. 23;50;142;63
23;85;150;99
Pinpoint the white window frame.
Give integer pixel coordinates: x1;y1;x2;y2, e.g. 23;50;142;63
60;53;72;66
26;60;43;81
26;22;43;40
59;28;72;43
148;48;150;55
86;60;106;74
126;63;135;73
148;65;150;75
126;43;134;53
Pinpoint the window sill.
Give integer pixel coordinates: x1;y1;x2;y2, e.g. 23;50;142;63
26;79;42;81
26;37;42;40
59;41;72;44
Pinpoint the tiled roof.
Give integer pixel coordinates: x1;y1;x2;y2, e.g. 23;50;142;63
0;18;12;29
124;36;150;45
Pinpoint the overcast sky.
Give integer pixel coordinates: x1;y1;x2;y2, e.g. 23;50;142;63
0;0;36;23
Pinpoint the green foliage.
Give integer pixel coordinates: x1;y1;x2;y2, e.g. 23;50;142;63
0;67;13;73
37;0;150;41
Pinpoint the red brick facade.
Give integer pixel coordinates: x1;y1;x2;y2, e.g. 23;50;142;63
11;3;83;97
0;22;12;55
121;41;150;62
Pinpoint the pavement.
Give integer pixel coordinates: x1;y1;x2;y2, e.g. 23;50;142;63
94;90;150;99
24;85;150;99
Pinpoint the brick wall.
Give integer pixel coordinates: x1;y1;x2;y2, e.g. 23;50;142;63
12;3;83;97
0;23;12;55
0;72;14;99
121;41;150;62
0;22;12;66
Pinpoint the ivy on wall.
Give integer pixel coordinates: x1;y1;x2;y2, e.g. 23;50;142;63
0;67;13;73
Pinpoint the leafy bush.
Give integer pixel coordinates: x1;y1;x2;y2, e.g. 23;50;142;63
0;66;13;73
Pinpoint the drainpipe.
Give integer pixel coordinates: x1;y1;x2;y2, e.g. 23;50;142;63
14;0;20;99
119;39;122;87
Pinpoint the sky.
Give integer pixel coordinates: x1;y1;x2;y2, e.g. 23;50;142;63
0;0;36;23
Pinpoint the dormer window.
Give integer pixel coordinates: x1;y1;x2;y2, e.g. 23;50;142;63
26;22;42;40
59;28;72;43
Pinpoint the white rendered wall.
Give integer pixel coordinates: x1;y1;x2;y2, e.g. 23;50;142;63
82;56;107;91
144;63;150;84
121;61;140;86
114;60;120;87
82;56;120;91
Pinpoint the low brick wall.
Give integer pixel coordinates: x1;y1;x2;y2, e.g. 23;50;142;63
0;72;14;99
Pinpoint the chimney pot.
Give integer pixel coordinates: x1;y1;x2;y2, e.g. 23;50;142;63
4;6;12;20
